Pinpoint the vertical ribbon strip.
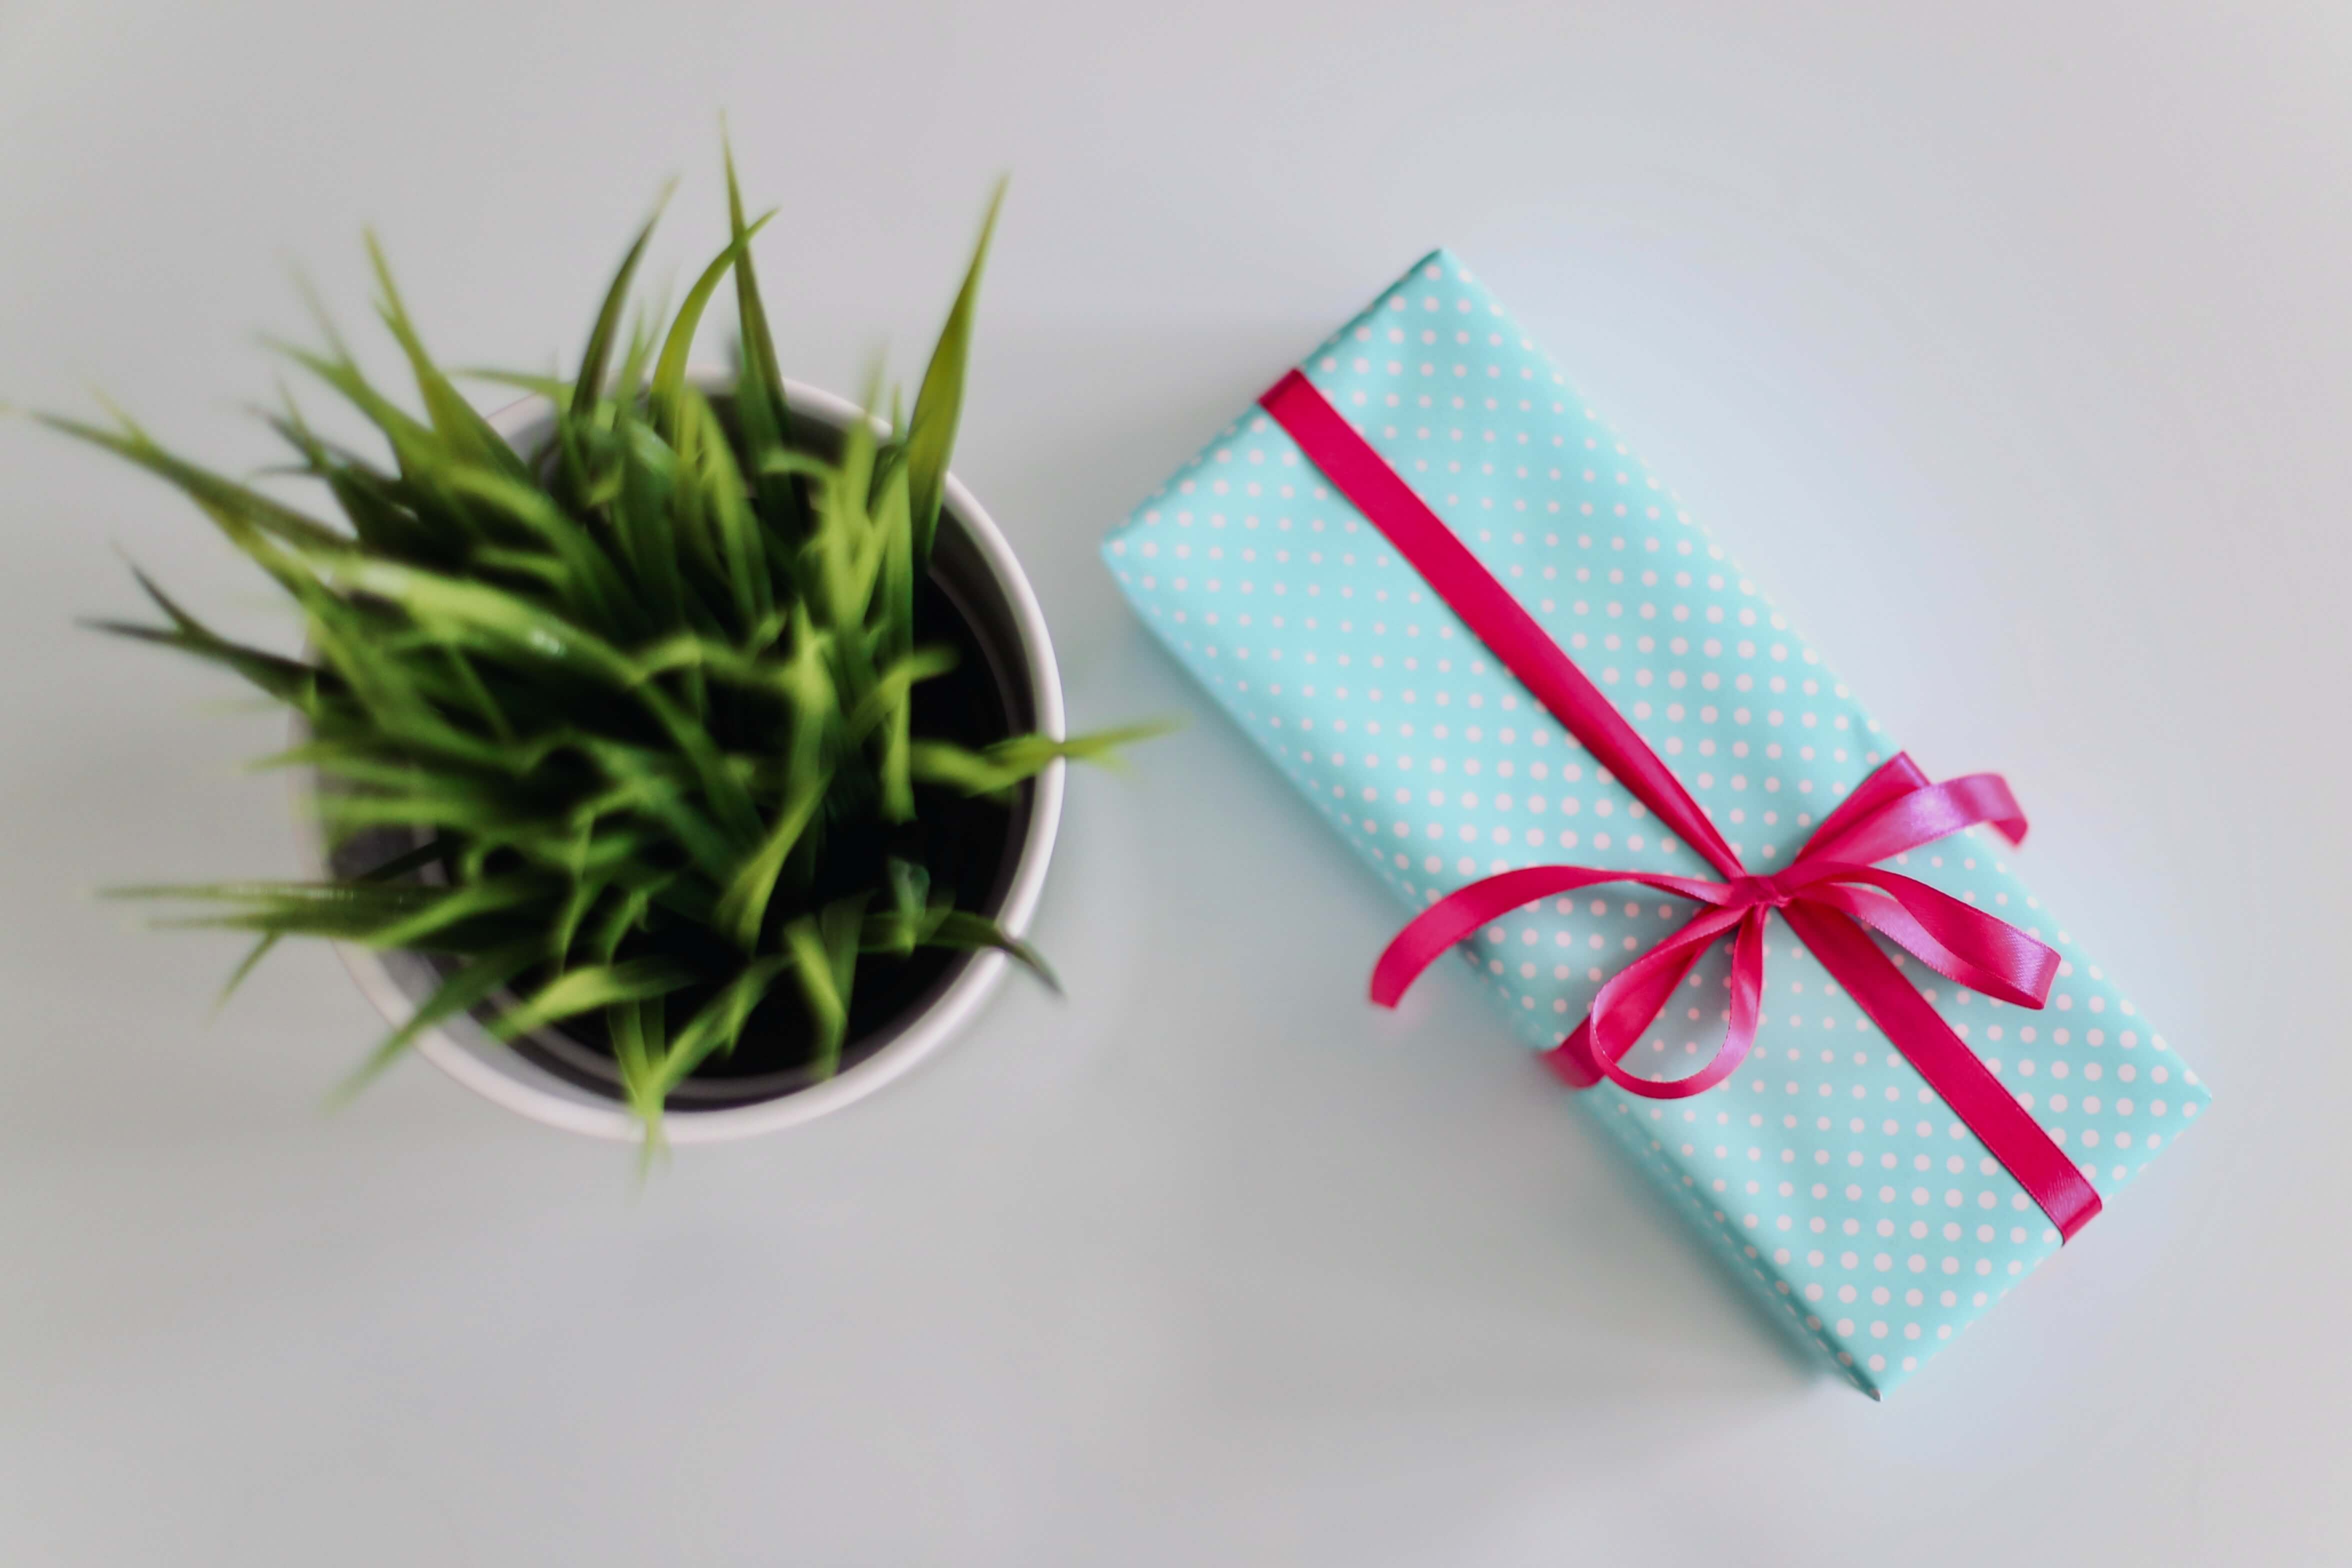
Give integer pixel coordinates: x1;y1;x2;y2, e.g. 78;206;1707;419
1259;368;2100;1240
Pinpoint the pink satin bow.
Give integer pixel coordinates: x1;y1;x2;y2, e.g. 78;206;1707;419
1260;368;2102;1239
1371;756;2054;1098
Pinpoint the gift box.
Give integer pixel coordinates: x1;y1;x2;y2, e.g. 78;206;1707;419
1100;249;2209;1398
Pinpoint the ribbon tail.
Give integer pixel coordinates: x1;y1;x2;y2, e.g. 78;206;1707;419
1782;902;2101;1239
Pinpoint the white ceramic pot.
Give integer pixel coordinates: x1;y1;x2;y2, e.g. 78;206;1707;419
310;374;1065;1142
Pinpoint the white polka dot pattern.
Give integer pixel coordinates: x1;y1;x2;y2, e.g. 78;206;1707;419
1100;249;2210;1397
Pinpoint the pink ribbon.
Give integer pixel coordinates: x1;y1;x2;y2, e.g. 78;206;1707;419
1260;368;2101;1240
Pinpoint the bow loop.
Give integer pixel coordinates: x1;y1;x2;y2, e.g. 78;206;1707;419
1799;772;2030;868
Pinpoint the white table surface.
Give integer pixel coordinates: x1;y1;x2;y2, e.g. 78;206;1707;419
4;2;2344;1562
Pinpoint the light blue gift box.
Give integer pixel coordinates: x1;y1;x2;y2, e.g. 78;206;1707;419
1100;249;2210;1398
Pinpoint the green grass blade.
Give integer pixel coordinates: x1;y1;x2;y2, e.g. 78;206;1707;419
782;898;868;1080
327;940;541;1106
724;134;790;422
861;857;932;957
575;183;674;410
714;768;830;948
908;720;1176;794
609;383;690;633
42;410;350;554
455;368;575;409
436;464;636;632
650;210;776;438
318;552;638;685
364;232;529;482
611;994;669;1151
676;386;770;634
654;954;789;1092
264;392;443;562
492;957;695;1041
360;876;548;950
92;564;322;706
268;343;450;494
723;134;804;539
920;910;1059;992
577;746;738;884
214;933;282;1012
904;178;1004;561
990;720;1180;774
845;645;956;746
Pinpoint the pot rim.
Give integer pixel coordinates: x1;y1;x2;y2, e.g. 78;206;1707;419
307;370;1066;1142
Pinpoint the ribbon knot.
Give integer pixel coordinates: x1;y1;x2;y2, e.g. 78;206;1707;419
1724;874;1792;912
1260;366;2102;1240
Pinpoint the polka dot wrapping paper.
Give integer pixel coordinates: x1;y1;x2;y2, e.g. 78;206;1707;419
1100;249;2210;1398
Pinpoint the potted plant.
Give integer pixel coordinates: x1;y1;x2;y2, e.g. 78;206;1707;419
50;152;1149;1145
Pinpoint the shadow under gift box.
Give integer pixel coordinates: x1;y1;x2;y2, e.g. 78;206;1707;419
1098;248;2208;1398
